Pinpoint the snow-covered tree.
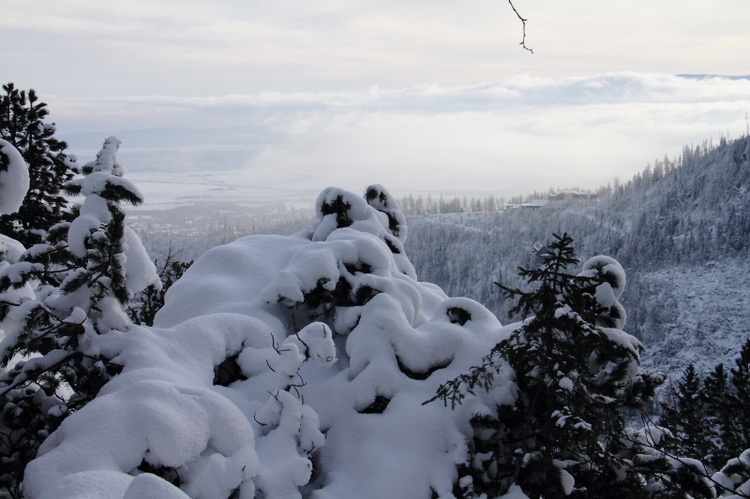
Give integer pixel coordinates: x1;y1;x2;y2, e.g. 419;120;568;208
0;83;77;247
0;139;32;498
704;363;735;470
0;138;30;326
9;179;746;498
0;137;157;498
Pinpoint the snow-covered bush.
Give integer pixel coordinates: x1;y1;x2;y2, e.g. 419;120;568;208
17;184;513;498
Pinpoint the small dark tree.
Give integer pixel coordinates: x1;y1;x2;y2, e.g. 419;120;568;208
703;363;735;469
128;249;192;327
660;364;715;463
0;83;77;246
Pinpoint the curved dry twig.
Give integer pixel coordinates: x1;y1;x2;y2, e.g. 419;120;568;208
508;0;533;53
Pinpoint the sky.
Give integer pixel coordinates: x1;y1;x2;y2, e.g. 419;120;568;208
2;0;750;205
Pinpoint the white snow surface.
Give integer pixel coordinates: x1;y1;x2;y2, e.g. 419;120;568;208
24;186;513;499
639;259;750;380
0;236;34;340
0;139;29;215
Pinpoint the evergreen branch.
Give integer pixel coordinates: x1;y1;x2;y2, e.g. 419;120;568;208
631;413;748;498
0;350;79;398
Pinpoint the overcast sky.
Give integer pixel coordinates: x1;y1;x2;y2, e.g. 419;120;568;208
2;1;750;201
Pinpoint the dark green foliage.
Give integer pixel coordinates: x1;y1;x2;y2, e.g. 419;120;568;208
703;363;734;469
660;364;715;463
319;194;353;229
728;339;750;454
358;395;391;414
128;255;192;327
365;185;405;238
0;83;76;246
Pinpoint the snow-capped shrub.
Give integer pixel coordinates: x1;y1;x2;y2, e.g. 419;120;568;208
20;185;509;498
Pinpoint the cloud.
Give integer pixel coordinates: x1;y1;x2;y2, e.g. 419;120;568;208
52;73;750;125
54;73;750;204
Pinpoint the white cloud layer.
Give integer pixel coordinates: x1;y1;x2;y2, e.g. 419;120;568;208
54;73;750;203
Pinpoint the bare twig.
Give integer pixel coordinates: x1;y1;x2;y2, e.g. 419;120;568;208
253;413;268;427
508;0;533;53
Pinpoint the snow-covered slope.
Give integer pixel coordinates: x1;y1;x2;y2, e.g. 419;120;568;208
635;259;750;377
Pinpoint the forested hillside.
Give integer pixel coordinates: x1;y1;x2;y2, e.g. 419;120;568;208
406;135;750;378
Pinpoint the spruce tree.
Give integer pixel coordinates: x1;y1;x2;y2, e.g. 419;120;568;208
0;83;77;247
659;364;715;463
703;363;735;470
432;233;675;498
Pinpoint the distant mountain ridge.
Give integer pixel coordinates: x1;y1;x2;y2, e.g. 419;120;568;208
677;74;750;81
405;135;750;382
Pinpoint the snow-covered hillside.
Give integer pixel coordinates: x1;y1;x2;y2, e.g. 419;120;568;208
406;135;750;382
636;259;750;377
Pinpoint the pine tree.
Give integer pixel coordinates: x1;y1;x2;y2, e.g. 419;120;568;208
703;363;735;470
0;137;156;498
0;83;77;246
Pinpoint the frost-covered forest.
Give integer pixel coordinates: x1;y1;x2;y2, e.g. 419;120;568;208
3;83;750;499
405;136;750;379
